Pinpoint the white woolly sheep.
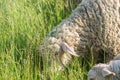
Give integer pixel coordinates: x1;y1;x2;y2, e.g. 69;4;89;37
88;60;120;80
44;0;120;70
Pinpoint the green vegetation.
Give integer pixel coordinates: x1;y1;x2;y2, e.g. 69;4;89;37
0;0;93;80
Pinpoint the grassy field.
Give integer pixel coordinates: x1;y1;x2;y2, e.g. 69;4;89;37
0;0;93;80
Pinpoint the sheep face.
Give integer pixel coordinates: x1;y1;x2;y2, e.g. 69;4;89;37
88;64;115;80
47;37;79;71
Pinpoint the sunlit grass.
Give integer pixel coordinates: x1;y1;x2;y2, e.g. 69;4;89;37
0;0;93;80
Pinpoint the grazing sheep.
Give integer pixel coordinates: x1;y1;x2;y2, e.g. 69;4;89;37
45;0;120;70
88;60;120;80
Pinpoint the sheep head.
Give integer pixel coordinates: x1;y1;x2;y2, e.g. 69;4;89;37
47;37;79;71
88;64;115;80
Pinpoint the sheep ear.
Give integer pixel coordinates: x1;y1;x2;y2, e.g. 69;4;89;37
60;42;79;57
102;68;115;78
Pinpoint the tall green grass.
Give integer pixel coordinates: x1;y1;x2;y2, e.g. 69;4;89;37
0;0;93;80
